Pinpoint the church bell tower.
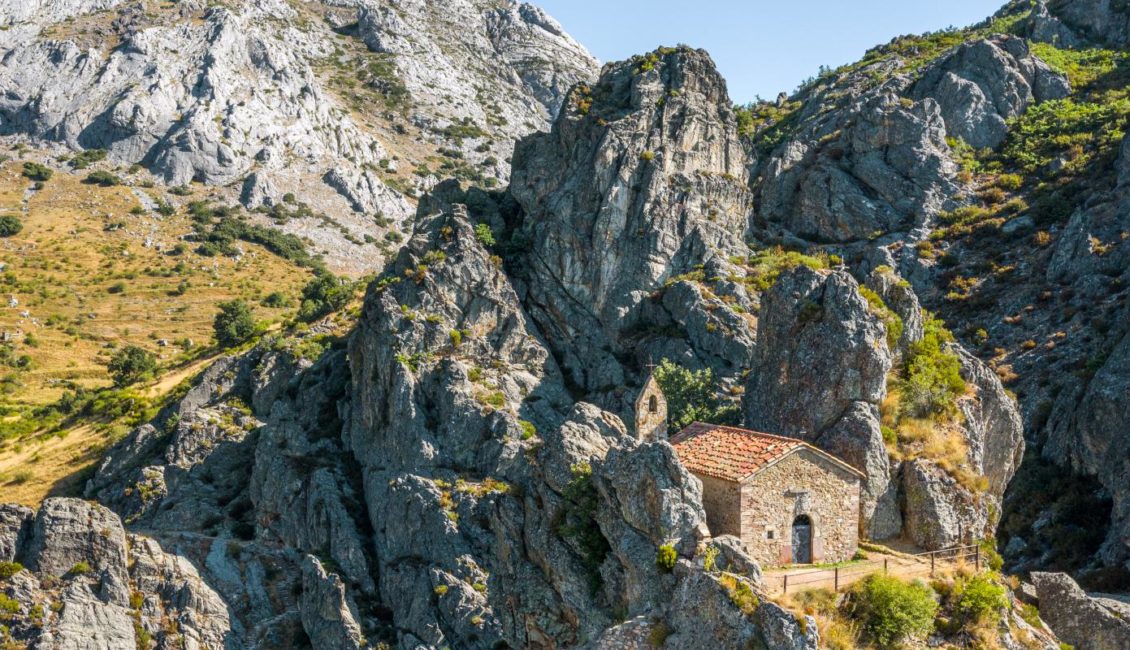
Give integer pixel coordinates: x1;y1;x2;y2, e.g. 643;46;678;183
634;368;668;442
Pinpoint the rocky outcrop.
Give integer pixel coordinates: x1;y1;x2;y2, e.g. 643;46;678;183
26;498;129;587
486;4;598;115
0;0;123;28
901;459;984;550
956;348;1025;496
1045;329;1130;566
743;264;1023;547
128;535;233;650
1033;572;1130;650
744;266;899;537
300;555;365;650
358;0;594;144
910;35;1069;149
0;498;233;650
745;267;892;437
1026;0;1130;48
757;88;959;242
343;199;746;648
511;46;755;401
61;177;812;649
0;504;32;562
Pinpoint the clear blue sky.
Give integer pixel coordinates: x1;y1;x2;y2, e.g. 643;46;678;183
535;0;1006;104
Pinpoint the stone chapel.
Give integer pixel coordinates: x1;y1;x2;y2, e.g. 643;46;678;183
634;372;863;567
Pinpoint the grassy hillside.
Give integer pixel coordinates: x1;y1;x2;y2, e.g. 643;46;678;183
0;151;326;487
0;156;314;410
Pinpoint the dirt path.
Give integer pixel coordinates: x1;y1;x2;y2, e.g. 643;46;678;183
143;354;218;398
762;546;975;595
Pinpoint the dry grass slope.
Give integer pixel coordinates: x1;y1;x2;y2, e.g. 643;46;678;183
0;157;311;411
0;150;323;500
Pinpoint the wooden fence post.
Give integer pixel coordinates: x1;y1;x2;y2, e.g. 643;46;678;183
884;559;888;574
783;574;788;594
930;552;935;577
834;567;839;591
975;544;981;572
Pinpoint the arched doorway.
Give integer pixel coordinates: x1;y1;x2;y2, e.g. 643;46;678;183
792;515;813;564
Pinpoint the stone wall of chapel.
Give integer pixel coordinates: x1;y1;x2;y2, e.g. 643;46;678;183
737;450;861;567
697;474;742;539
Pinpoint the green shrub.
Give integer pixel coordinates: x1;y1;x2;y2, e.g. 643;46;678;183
83;170;123;186
1030;43;1125;89
186;202;321;268
742;246;829;292
701;545;720;572
1018;602;1041;628
899;317;966;419
978;538;1004;572
734;98;803;152
655;545;677;573
297;271;353;322
261;292;290;308
108;345;157;387
22;162;53;182
519;420;537;441
1002;94;1130;176
994;173;1024;191
69;561;93;575
954;574;1008;626
440;118;486;142
0;593;18;620
213;300;257;348
938;205;991;227
473;223;495;247
71;148;107;169
719;573;759;614
859;286;904;349
881;426;897;445
848;574;937;649
0;561;23;580
555;462;610;594
0;216;22;237
652;359;739;429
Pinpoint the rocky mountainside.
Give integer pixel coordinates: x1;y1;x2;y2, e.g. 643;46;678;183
0;42;1035;649
2;0;1130;648
0;0;596;272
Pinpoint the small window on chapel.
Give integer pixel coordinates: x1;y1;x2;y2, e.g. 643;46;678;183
766;530;775;540
648;395;658;413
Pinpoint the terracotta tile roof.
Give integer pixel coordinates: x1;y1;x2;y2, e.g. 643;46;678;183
670;422;863;482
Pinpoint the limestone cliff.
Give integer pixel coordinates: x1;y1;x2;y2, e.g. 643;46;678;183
0;0;597;272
